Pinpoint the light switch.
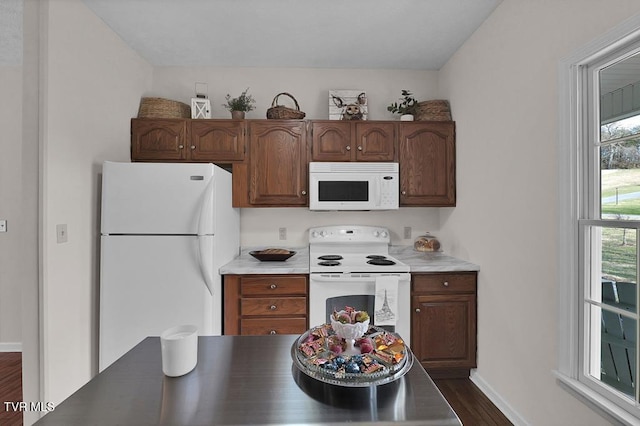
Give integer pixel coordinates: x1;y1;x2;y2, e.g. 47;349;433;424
56;224;68;243
0;220;6;233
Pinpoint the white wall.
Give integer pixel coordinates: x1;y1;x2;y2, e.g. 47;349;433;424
41;0;152;404
151;67;439;121
438;0;640;424
0;66;23;350
152;67;444;245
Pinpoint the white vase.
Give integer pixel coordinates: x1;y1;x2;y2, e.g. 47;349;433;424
400;114;414;121
330;317;370;355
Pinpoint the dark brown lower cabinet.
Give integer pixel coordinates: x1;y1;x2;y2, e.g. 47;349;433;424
223;274;309;335
411;272;477;378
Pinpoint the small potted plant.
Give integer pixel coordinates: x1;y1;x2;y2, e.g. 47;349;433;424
223;88;256;119
387;90;418;121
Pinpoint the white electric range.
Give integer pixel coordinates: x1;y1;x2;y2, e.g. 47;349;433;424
308;225;411;343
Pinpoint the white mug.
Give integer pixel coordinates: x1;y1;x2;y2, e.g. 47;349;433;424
160;325;198;377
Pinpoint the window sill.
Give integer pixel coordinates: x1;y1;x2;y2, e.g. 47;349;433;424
554;370;638;425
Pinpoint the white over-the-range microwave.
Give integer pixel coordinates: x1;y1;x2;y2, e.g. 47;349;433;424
308;162;399;211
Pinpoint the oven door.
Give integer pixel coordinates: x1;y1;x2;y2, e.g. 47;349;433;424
309;273;411;345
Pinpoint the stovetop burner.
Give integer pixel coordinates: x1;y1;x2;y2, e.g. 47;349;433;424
308;226;410;274
318;260;341;266
367;258;396;266
318;255;344;261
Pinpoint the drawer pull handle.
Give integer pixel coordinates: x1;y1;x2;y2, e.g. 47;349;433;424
415;308;421;313
178;145;184;149
270;305;277;310
269;330;277;335
346;145;351;151
357;145;363;151
443;281;449;287
270;284;277;289
190;145;196;150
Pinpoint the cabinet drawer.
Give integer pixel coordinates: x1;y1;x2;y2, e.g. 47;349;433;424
413;273;476;294
241;297;307;316
241;318;307;335
240;276;307;296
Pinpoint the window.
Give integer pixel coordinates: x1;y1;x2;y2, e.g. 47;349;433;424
558;17;640;424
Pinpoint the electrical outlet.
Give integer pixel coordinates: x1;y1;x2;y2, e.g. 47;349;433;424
56;224;68;243
0;220;6;233
279;227;287;240
404;226;412;239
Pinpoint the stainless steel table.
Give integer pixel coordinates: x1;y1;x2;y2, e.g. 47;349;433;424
35;335;461;425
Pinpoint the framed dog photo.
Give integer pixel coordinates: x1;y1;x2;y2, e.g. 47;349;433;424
329;90;368;120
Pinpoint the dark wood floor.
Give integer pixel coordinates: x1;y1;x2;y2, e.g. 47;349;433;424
0;353;511;426
434;378;513;425
0;352;23;426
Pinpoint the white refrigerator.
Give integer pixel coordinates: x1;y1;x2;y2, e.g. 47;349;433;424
99;161;239;371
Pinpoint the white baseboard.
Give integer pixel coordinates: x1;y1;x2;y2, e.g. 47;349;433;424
470;369;530;426
0;342;22;352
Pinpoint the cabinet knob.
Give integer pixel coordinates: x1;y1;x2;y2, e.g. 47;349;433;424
401;190;407;195
301;190;307;195
357;145;363;151
190;145;196;150
443;281;449;287
415;308;421;313
270;284;277;289
346;145;351;151
269;330;277;335
178;145;184;149
270;305;277;310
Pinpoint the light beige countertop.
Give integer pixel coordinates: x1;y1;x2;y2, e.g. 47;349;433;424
390;246;480;272
220;246;479;275
219;247;309;275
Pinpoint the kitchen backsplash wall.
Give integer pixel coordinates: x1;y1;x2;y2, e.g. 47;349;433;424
149;66;445;249
239;207;442;247
150;66;439;121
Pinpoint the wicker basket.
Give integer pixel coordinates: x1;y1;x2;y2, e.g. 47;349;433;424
266;93;306;119
137;97;191;119
415;100;452;121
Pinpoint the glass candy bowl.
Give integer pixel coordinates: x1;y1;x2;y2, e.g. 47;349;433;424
292;324;412;387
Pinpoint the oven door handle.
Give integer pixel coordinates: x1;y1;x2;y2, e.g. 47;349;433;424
310;273;410;282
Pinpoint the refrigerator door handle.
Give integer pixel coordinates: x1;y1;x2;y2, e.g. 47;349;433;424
198;236;215;296
197;173;215;237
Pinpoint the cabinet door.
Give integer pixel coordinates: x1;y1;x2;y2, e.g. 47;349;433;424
310;121;353;161
248;121;308;206
355;122;396;161
131;119;188;161
399;122;455;206
412;293;477;370
191;120;245;162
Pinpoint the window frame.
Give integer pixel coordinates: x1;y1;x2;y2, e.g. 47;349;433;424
558;15;640;425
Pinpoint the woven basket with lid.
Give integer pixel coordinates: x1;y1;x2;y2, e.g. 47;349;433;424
415;100;452;121
137;97;191;119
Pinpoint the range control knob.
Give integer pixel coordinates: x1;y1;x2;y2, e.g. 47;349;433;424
380;231;388;238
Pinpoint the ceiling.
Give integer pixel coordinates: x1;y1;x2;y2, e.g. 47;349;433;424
80;0;502;70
